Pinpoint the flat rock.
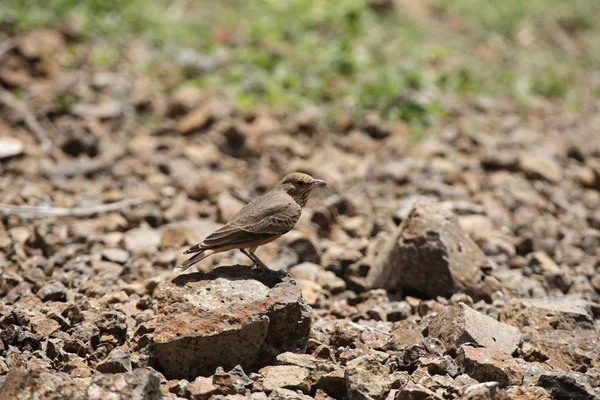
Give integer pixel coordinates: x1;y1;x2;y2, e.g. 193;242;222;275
500;297;595;331
153;266;311;380
500;297;598;372
456;345;524;387
259;365;310;393
367;202;500;300
427;303;522;355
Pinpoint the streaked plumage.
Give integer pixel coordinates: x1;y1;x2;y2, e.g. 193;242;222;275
176;172;327;273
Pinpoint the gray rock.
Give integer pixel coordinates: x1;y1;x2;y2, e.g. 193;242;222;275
37;281;67;302
95;311;127;338
96;346;132;373
456;345;524;387
154;266;311;380
101;248;129;264
367;202;500;300
537;372;596;400
427;303;522;355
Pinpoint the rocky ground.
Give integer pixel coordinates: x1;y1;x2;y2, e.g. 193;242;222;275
1;28;600;400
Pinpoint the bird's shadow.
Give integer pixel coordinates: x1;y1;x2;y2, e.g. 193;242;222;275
171;264;288;289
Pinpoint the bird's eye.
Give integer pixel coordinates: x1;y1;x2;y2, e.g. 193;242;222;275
297;180;306;185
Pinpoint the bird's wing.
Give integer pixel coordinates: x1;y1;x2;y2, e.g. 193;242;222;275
184;191;301;253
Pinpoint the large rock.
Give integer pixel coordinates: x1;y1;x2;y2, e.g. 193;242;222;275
367;202;500;300
154;266;311;380
456;346;524;387
426;303;522;355
0;368;162;400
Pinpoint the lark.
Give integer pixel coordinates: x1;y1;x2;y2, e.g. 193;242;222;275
176;172;327;273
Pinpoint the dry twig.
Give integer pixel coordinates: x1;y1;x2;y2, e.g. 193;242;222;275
0;198;144;218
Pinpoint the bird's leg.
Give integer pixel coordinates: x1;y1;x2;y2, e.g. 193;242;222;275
249;246;271;272
239;248;256;268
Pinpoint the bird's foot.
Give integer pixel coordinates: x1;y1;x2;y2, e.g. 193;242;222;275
255;262;272;274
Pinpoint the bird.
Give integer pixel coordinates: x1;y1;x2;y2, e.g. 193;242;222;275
176;172;327;273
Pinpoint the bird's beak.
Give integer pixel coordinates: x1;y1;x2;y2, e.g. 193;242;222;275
313;179;327;187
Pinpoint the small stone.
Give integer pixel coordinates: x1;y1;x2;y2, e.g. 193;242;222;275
0;138;24;159
505;386;550;400
101;248;129;264
30;315;61;336
519;155;563;183
456;346;524;387
345;355;392;400
95;311;127;337
426;355;459;378
96;346;132;373
186;376;218;400
396;384;442;400
214;365;253;395
267;388;313;400
217;193;245;223
537;372;596;400
313;369;346;399
37;281;67;302
124;226;162;253
427;303;522;355
260;365;310;393
457;382;508;400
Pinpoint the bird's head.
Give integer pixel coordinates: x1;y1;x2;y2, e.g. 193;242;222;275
276;172;327;206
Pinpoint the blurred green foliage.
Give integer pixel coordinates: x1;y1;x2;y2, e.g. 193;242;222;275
2;0;599;130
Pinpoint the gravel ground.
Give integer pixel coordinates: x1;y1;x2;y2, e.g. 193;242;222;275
0;27;599;400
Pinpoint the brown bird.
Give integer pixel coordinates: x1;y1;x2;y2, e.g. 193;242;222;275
176;172;327;273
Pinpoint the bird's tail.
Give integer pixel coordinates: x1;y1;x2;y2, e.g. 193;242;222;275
175;249;212;274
